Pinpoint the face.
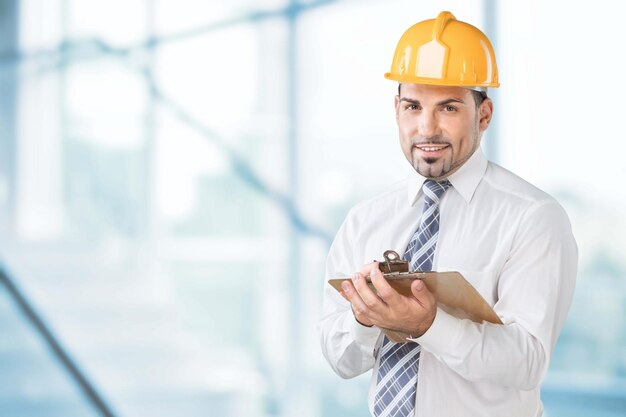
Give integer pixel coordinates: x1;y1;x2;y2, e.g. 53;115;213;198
395;83;493;180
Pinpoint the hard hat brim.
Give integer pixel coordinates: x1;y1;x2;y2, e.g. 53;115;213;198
384;72;500;89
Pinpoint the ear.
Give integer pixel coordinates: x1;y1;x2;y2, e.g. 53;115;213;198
478;98;494;132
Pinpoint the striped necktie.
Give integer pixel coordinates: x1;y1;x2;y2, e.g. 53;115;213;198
373;179;451;417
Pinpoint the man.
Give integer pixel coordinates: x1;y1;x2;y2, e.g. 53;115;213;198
319;11;577;417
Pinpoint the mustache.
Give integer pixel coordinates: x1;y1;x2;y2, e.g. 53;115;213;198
411;135;451;146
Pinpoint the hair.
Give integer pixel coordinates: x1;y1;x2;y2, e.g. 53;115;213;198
470;90;488;107
397;83;487;108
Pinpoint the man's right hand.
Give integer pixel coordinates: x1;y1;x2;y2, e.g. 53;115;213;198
339;261;437;337
340;262;379;327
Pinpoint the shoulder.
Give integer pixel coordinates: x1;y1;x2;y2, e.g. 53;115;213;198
482;162;573;233
344;177;408;224
482;162;554;205
481;162;569;217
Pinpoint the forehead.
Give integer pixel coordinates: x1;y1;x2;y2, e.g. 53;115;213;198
400;83;472;102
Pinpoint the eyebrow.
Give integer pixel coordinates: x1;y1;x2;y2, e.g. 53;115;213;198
399;97;466;106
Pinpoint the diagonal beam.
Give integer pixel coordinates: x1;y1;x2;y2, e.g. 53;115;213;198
0;0;338;66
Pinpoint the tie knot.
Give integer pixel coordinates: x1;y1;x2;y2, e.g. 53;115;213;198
422;179;451;204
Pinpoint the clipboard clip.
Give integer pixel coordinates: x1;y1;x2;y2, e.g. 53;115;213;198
376;250;427;281
380;250;409;274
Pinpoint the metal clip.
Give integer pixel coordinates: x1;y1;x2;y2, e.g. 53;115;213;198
380;250;409;274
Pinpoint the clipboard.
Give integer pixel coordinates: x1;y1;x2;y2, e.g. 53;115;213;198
328;250;502;343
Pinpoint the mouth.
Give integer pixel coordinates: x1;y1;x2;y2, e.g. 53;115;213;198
413;143;450;158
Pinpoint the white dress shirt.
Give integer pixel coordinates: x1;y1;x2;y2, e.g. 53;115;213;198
319;148;577;417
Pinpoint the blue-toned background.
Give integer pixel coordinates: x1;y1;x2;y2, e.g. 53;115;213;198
1;0;625;416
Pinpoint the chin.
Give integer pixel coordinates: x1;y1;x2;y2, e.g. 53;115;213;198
414;162;449;179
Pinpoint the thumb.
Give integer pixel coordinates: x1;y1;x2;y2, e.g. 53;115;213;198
411;279;425;295
411;279;435;308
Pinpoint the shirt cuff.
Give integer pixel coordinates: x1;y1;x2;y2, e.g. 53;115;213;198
412;307;463;354
347;312;381;346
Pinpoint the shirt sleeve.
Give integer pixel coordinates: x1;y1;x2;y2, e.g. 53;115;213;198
318;210;382;379
414;200;578;390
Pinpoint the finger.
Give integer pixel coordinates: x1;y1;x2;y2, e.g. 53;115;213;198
351;272;386;312
359;262;380;277
369;267;402;305
410;279;436;308
339;285;349;301
341;279;373;320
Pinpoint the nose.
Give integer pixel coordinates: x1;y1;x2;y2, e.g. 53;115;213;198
418;110;440;139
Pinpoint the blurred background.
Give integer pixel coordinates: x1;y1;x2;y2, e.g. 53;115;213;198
0;0;625;416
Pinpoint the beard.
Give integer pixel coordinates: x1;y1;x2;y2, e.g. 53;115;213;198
406;125;481;179
412;154;452;179
408;135;453;179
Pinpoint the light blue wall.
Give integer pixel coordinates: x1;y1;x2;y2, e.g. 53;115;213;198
1;1;625;416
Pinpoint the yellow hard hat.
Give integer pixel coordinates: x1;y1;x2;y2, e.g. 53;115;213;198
385;11;499;88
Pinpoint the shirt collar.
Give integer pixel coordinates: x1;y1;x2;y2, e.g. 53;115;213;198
406;147;488;206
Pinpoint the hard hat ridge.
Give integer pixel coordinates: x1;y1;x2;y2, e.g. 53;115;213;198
431;11;455;41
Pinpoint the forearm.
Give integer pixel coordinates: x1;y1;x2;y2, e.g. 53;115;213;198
415;308;547;390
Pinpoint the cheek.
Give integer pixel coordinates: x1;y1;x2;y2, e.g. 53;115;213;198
450;124;477;151
401;123;417;141
398;124;411;142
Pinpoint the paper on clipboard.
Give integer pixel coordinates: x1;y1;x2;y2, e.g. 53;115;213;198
328;250;502;343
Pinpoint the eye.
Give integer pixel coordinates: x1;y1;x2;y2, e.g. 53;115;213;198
405;104;419;111
443;105;457;112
